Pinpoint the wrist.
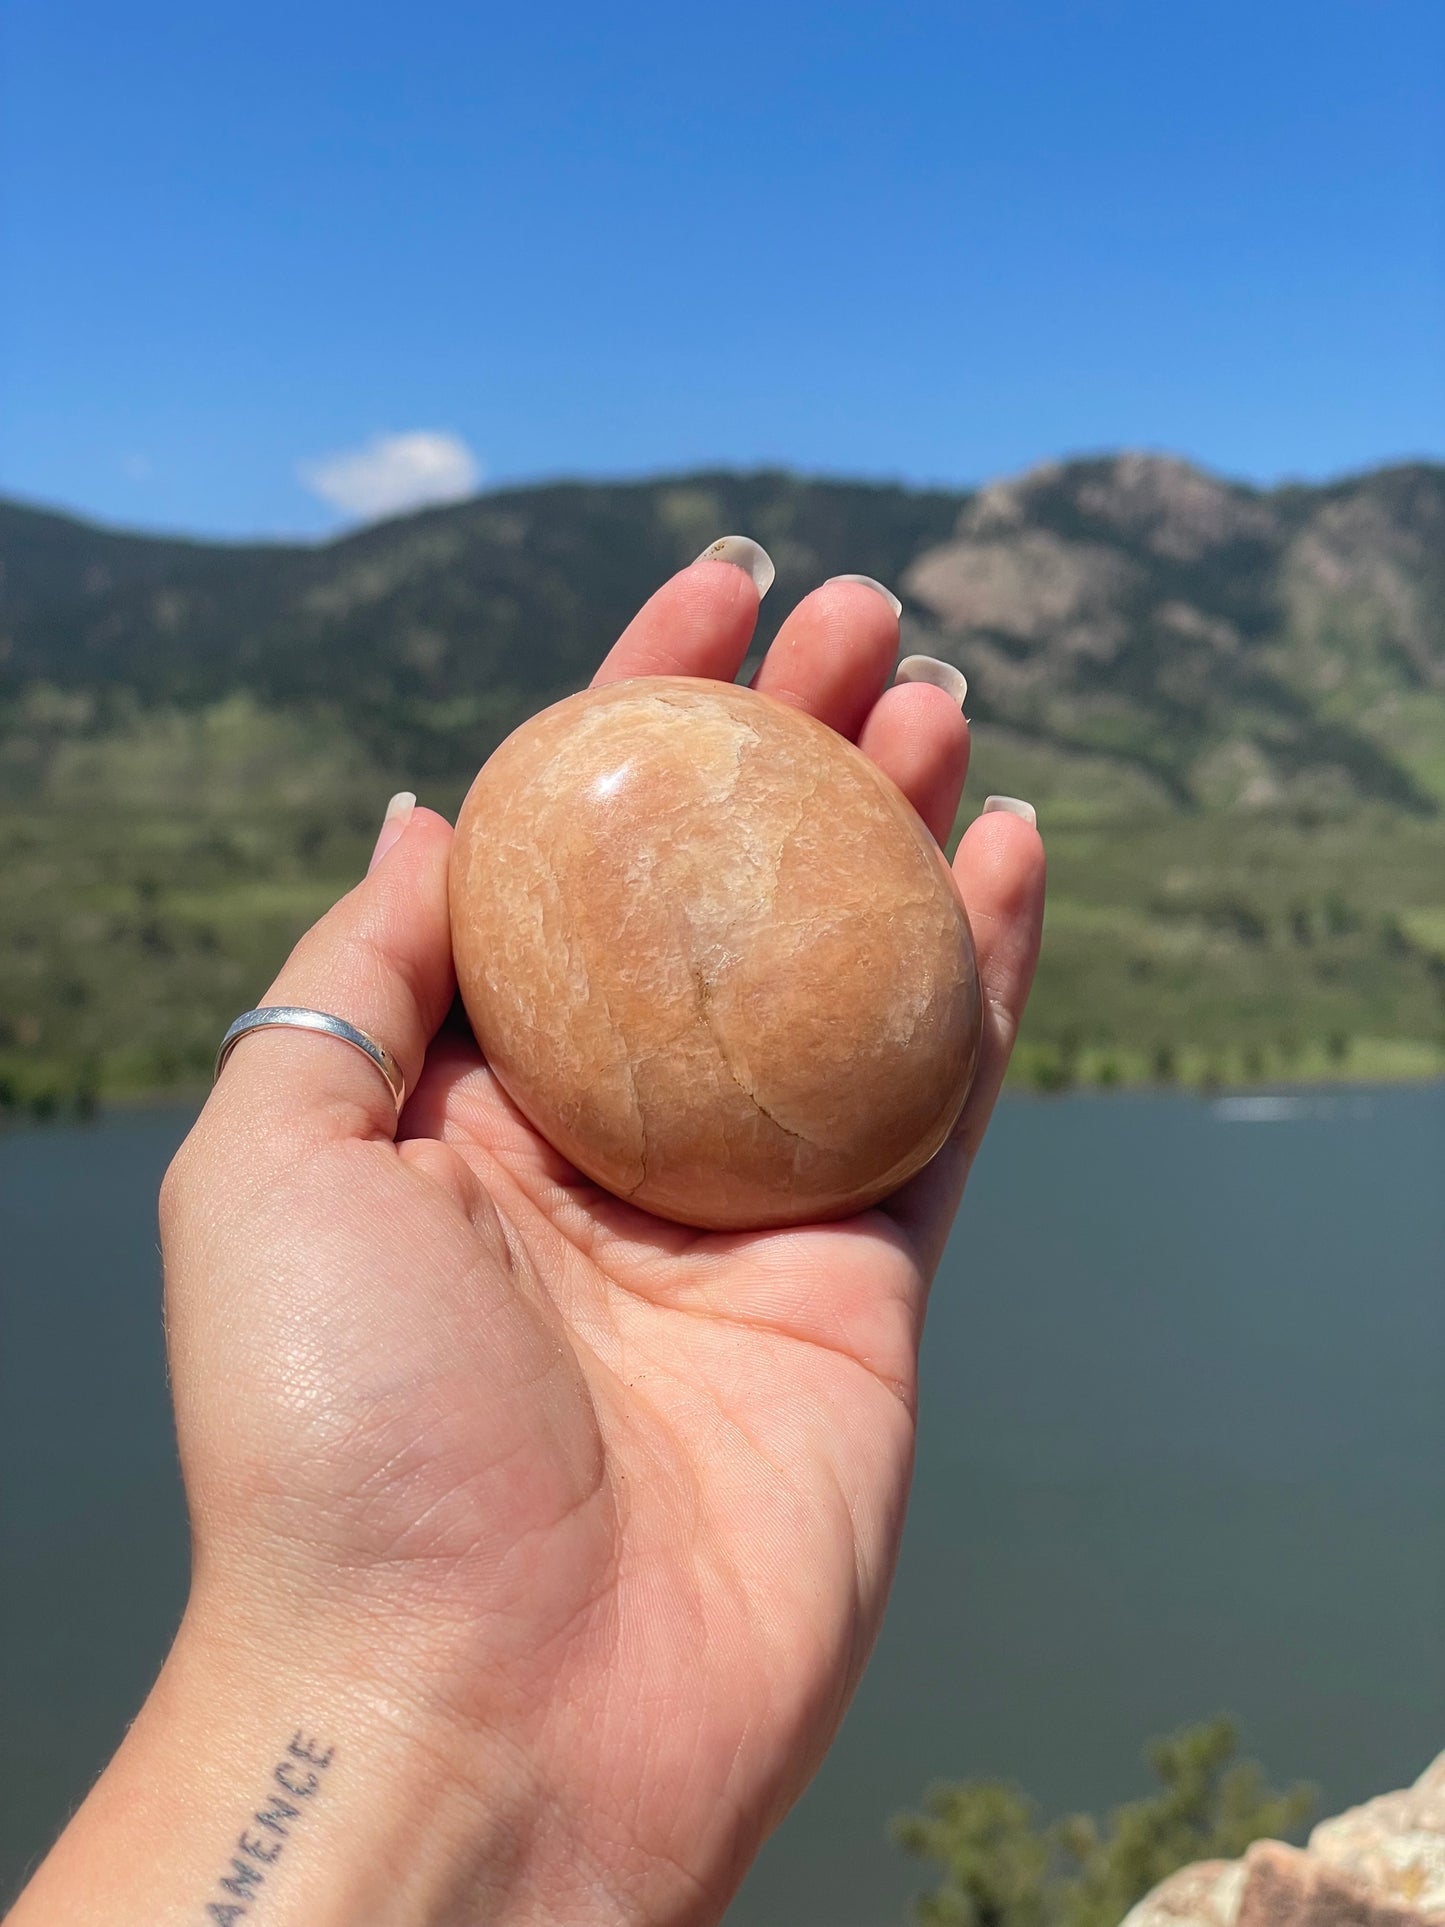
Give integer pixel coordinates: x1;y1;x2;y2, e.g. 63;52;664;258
10;1600;581;1927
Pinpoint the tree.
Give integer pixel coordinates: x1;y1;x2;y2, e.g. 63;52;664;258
893;1781;1049;1927
893;1719;1315;1927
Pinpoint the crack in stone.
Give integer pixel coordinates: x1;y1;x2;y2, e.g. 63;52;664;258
689;960;820;1154
539;842;648;1196
592;979;648;1195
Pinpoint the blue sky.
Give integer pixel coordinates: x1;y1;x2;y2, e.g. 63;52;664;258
2;0;1441;538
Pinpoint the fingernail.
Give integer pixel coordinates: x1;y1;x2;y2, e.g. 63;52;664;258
829;574;903;619
368;790;416;873
694;535;776;598
983;795;1037;828
895;653;967;707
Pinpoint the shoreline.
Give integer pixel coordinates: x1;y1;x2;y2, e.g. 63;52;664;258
3;1067;1441;1134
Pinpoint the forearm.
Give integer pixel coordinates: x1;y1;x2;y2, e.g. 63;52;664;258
9;1606;548;1927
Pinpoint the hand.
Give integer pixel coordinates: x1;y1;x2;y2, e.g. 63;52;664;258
14;556;1044;1927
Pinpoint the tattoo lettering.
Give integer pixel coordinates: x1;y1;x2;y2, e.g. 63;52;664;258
253;1793;300;1837
203;1732;334;1922
218;1859;265;1900
274;1761;319;1798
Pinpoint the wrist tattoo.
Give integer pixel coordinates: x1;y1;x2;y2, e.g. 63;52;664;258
203;1731;335;1924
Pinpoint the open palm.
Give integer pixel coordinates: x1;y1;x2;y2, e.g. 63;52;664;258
160;552;1045;1926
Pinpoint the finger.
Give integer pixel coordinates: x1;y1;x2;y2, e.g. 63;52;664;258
750;575;900;739
855;679;970;846
884;802;1046;1275
206;801;457;1147
591;537;774;686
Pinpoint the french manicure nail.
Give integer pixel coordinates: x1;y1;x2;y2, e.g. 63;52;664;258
368;790;416;873
694;535;776;598
895;654;967;707
829;574;903;619
983;795;1038;829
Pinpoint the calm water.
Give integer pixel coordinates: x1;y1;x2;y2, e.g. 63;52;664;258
2;1089;1443;1922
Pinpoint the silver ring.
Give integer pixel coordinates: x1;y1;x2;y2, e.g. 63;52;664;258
214;1006;407;1116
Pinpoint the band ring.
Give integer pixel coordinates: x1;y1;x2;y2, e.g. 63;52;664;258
214;1006;407;1116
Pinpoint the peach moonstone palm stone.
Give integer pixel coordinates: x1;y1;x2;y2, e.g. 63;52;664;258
449;676;982;1231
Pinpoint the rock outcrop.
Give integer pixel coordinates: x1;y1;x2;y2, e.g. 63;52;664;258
1124;1754;1445;1927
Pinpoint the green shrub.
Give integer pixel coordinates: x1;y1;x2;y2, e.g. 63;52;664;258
1030;1051;1076;1094
894;1718;1315;1927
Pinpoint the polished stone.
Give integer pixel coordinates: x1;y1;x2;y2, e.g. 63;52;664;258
450;677;981;1229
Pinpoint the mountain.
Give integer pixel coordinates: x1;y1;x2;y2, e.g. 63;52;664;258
904;456;1445;813
0;476;959;778
4;455;1443;808
2;455;1443;1108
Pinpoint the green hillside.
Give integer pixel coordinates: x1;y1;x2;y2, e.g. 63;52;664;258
2;456;1443;1111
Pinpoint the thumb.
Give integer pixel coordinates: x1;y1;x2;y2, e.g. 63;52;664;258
206;795;457;1147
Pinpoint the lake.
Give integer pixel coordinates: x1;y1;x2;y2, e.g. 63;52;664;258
2;1088;1442;1922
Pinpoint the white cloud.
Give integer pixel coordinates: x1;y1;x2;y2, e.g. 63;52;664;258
299;430;481;521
